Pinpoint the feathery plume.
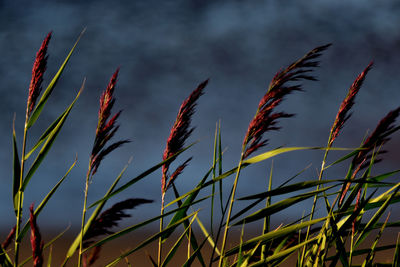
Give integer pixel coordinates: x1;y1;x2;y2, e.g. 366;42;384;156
27;32;52;116
1;226;16;249
83;198;153;247
29;204;44;267
89;69;130;176
330;62;373;146
161;80;208;194
243;44;331;159
83;246;101;267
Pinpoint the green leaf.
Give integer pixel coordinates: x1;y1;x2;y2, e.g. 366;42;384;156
224;217;325;258
232;186;333;226
12;119;21;215
0;245;13;267
22;82;83;190
16;158;76;242
27;28;85;128
182;237;208;267
104;212;197;267
161;214;197;267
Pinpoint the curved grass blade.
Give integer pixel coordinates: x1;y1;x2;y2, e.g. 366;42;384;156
171;184;206;266
16;157;76;242
0;246;13;267
355;184;400;248
27;28;85;129
223;217;325;258
161;214;197;267
88;143;196;209
232;186;334;226
393;233;400;266
22;81;84;190
12;118;21;215
24;107;69;160
182;236;208;267
104;212;197;267
64;158;131;263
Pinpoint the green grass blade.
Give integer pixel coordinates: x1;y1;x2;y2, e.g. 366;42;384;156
12;119;21;216
355;184;400;248
88;143;196;209
22;82;83;190
393;233;400;267
64;159;131;262
27;28;85;129
196;213;220;256
161;214;197;267
24;107;69;160
242;146;353;165
0;246;13;267
16;157;76;242
104;212;197;267
248;236;319;267
182;237;209;267
232;187;333;226
224;217;325;257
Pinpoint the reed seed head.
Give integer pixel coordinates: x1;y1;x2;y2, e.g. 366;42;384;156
330;62;373;146
28;32;52;117
162;79;208;194
90;69;130;176
29;204;44;267
243;44;331;159
84;198;153;247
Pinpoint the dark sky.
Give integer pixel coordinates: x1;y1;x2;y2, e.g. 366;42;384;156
1;0;400;230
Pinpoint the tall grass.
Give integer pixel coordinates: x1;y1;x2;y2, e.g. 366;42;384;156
2;30;400;267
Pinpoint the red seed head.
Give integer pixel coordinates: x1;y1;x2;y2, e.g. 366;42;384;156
29;204;44;267
28;32;52;116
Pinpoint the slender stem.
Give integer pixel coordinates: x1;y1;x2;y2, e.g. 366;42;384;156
14;109;29;267
78;167;91;267
158;194;165;267
261;161;273;261
218;151;245;267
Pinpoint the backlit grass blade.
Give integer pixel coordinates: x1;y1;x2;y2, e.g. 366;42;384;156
27;28;85;129
24;107;70;160
64;159;131;264
16;158;76;242
242;146;353;165
171;184;206;266
12;118;21;215
0;246;13;267
248;236;319;267
224;217;325;258
22;81;84;190
88;143;196;209
104;212;197;267
393;233;400;266
182;237;208;267
232;187;333;226
161;214;197;267
196;213;220;256
355;184;400;248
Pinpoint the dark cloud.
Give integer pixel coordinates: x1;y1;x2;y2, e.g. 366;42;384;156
1;0;400;228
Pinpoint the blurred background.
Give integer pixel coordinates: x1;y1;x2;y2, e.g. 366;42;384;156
1;0;400;245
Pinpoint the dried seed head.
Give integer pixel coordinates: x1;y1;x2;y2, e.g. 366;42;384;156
1;226;16;249
330;62;373;146
28;32;52;116
89;69;130;176
162;80;208;194
83;198;153;247
243;44;331;158
29;204;44;267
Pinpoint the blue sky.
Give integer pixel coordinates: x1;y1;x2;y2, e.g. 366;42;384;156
1;0;400;230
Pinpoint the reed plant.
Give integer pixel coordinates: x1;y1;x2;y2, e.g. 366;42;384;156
2;30;400;267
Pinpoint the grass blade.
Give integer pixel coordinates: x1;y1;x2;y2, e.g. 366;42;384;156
22;81;84;190
12;118;21;215
27;28;85;128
